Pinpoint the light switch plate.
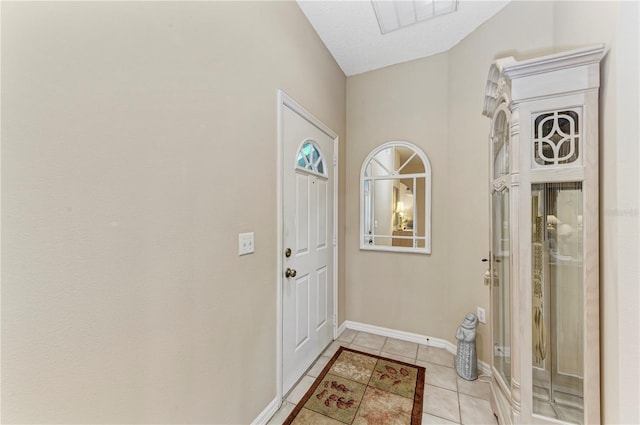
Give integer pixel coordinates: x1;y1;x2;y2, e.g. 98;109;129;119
477;307;486;324
239;232;255;255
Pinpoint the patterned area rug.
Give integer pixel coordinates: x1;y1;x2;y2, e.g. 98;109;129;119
284;346;425;425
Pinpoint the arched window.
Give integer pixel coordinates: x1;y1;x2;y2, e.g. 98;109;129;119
296;140;326;176
360;141;431;254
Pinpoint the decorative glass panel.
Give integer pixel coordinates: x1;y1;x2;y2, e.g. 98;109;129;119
492;185;511;387
533;110;581;166
296;141;326;175
532;182;584;424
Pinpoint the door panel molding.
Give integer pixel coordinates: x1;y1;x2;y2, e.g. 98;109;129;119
276;90;339;403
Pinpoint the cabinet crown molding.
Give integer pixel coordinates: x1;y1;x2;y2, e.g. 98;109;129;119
502;44;606;80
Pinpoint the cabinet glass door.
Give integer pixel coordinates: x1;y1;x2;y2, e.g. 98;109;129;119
531;182;584;424
490;107;511;387
492;188;511;384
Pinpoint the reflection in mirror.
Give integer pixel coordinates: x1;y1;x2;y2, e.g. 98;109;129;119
361;142;431;254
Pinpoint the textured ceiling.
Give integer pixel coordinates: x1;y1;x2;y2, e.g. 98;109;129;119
297;1;511;76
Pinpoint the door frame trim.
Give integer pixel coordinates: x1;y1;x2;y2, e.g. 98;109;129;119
276;90;339;404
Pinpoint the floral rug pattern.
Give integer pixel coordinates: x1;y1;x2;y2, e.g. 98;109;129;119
284;346;425;425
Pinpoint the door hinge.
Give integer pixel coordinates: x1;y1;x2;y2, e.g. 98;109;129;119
332;314;337;326
333;156;337;166
332;234;337;246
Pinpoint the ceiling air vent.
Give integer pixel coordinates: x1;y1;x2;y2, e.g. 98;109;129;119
372;0;459;34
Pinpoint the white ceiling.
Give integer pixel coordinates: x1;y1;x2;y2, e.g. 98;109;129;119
297;1;511;76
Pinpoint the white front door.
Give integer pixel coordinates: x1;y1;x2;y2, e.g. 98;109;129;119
281;101;335;395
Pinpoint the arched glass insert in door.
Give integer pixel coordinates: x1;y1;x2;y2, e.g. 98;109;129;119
297;140;326;176
360;141;431;254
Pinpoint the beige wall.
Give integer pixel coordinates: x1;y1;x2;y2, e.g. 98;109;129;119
1;2;346;423
346;53;451;337
345;1;555;363
2;1;637;423
346;2;639;423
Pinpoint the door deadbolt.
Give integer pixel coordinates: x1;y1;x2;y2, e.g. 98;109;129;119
285;248;291;258
285;268;297;278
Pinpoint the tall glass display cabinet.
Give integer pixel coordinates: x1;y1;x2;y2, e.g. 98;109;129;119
482;45;605;425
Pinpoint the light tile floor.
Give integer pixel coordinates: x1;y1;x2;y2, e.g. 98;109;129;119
268;330;498;425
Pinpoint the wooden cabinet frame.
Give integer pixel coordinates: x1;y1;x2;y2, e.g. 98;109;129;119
482;45;605;425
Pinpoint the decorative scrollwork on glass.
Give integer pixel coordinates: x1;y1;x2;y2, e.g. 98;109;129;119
492;179;508;193
533;109;581;166
532;215;546;365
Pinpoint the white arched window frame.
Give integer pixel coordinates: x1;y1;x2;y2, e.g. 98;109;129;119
360;141;432;254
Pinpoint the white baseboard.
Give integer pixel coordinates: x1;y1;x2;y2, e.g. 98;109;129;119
343;320;492;376
337;320;348;337
477;358;491;376
343;320;451;348
251;397;279;425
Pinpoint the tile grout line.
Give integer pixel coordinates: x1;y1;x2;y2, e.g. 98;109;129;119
453;366;462;424
456;366;462;424
457;378;463;424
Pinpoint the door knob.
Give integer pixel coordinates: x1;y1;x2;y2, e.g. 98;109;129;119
285;268;297;278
